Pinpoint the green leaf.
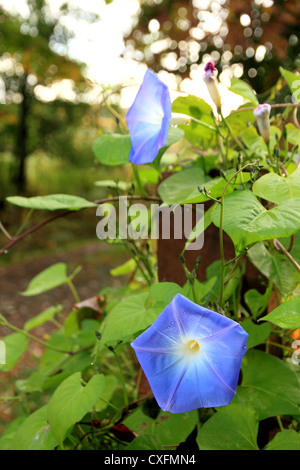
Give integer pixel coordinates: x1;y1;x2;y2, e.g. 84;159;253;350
99;292;157;348
211;190;300;252
64;306;99;337
242;126;265;154
6;194;96;210
92;128;183;168
240;319;271;349
149;127;185;170
202;259;242;304
157;167;207;204
280;67;300;103
38;329;74;372
151;411;198;447
110;259;136;277
247;242;300;297
242;126;281;155
123;407;154;434
197;404;259;450
94;180;131;191
0;333;28;372
126;433;163;450
12;405;58;450
95;375;118;412
41;351;92;391
237;349;300;420
0;417;26;450
244;286;272;318
48;372;106;448
99;284;184;349
264;430;300;450
229;78;258;105
149;282;184;309
172;95;216;147
124;409;198;449
252;168;300;204
286;232;300;264
15;371;47;393
163;126;185;148
184;203;214;250
158;167;252;205
24;305;63;331
286;123;300;147
21;263;80;296
259;295;300;329
226;105;255;136
185;170;251;203
92;133;131;166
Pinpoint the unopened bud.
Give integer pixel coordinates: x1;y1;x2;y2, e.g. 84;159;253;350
203;61;222;111
170;113;192;126
253;103;271;143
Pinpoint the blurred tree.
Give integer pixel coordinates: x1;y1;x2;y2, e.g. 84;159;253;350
0;0;97;192
124;0;300;95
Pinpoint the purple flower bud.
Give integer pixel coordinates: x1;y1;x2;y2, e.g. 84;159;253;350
203;61;222;111
131;294;248;414
125;69;172;165
204;60;217;75
254;103;271;143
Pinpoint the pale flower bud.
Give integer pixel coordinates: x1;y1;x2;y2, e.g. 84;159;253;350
203;61;222;111
170;113;192;126
253;103;271;143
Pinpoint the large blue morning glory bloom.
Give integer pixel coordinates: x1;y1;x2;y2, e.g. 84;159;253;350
126;69;172;165
131;294;248;414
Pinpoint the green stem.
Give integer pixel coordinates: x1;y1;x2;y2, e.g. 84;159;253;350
0;318;71;354
267;141;274;164
0;221;12;240
0;315;93;356
124;243;152;286
50;318;64;329
218;162;257;307
276;416;284;432
220;111;249;159
284;145;298;171
130;240;155;282
112;348;128;412
273;239;300;273
97;397;120;412
191;280;200;305
267;341;291;352
217;132;227;170
14;209;34;237
191;117;217;132
67;279;80;303
134;367;143;401
132;164;148;199
218;198;225;308
0;396;22;401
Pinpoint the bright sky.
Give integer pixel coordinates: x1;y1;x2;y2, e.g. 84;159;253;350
0;0;244;113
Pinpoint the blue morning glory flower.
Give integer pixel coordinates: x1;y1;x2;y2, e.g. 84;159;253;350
126;69;172;165
131;294;248;414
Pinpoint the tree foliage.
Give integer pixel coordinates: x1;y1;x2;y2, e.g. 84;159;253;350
124;0;300;93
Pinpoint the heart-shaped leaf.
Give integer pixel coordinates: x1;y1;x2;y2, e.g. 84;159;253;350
211;190;300;252
252;168;300;204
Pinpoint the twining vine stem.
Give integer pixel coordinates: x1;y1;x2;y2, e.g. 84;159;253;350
218;162;259;308
0;314;93;355
230;102;300;114
0;195;162;258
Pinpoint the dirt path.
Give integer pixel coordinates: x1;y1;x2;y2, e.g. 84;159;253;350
0;240;127;429
0;240;126;336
